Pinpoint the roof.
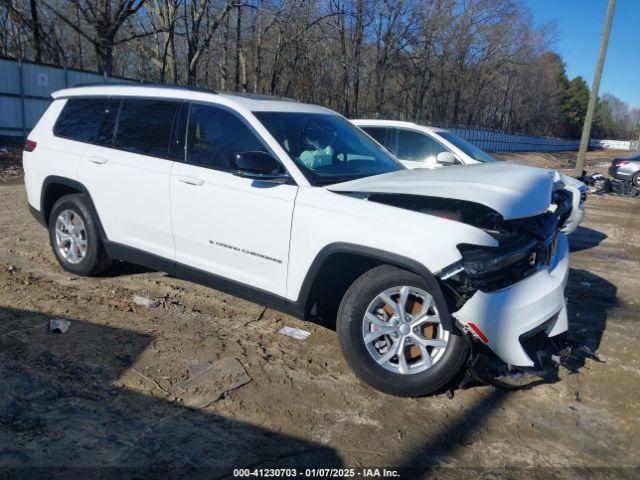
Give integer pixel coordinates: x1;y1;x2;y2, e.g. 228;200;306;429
51;84;333;114
351;118;448;133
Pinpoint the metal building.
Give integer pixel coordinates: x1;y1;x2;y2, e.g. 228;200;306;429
0;56;135;138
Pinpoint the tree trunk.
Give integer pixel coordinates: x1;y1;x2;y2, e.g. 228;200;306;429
338;2;349;115
253;0;262;93
352;0;363;117
235;3;242;91
29;0;41;62
221;10;230;90
95;41;114;75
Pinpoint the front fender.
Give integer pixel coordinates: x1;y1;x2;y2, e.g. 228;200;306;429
286;187;497;309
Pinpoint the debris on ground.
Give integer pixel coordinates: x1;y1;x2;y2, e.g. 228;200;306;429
172;357;251;409
580;171;638;197
7;264;19;273
0;149;23;182
279;326;311;340
132;293;160;309
611;178;639;197
48;319;71;334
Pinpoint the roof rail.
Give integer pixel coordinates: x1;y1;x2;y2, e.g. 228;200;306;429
219;91;297;102
68;83;298;102
71;82;218;95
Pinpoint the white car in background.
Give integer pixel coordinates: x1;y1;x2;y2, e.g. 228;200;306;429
352;119;587;234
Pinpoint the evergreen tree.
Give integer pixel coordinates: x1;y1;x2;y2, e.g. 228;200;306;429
559;77;590;138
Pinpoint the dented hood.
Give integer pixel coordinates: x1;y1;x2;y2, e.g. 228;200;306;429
328;163;557;220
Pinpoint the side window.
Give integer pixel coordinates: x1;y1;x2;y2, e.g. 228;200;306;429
396;129;448;162
186;104;266;171
115;99;178;158
362;127;395;152
53;98;118;145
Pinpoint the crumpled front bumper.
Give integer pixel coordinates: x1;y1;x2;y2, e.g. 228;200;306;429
453;233;570;367
561;183;586;235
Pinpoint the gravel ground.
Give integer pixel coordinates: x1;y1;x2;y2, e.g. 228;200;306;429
0;150;639;478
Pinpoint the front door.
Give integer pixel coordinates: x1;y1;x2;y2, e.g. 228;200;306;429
170;103;297;296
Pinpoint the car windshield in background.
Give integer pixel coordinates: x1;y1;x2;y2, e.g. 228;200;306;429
254;112;403;185
438;132;497;163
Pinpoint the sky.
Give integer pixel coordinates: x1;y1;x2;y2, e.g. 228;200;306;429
523;0;639;109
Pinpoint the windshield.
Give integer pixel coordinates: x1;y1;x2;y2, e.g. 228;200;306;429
438;131;497;163
253;112;403;185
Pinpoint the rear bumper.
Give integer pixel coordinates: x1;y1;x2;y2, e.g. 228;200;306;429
453;233;570;367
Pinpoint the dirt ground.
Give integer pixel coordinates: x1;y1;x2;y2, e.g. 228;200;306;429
0;149;639;478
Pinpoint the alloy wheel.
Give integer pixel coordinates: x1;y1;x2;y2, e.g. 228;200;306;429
362;286;449;375
54;209;87;264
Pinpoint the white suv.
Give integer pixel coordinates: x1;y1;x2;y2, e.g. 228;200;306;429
24;85;572;396
352;119;587;235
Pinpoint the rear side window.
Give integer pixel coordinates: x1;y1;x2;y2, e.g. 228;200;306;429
361;127;394;151
115;99;178;158
53;98;117;145
186;104;266;171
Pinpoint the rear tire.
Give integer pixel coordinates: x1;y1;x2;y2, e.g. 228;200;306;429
632;171;640;189
336;265;469;397
48;194;112;276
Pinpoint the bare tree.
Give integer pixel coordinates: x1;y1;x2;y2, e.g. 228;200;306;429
3;0;622;140
183;0;235;86
41;0;152;74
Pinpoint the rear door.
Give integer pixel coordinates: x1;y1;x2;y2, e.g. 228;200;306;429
170;103;297;296
78;98;181;260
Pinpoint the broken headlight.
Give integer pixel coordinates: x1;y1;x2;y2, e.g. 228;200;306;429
456;236;543;292
458;238;538;276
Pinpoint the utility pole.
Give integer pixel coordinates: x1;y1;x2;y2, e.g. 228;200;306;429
575;0;616;174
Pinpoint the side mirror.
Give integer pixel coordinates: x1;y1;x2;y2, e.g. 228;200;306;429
436;151;459;165
230;151;290;184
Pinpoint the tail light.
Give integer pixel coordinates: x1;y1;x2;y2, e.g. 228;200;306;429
614;160;630;166
24;139;37;152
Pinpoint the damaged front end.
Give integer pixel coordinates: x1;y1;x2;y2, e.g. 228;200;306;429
365;185;572;305
442;186;572;298
464;323;574;389
364;185;574;387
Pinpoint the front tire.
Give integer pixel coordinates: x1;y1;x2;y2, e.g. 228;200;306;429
337;265;468;397
48;194;112;276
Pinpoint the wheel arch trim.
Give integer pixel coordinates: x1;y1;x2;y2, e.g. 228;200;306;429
293;242;453;331
40;176;108;241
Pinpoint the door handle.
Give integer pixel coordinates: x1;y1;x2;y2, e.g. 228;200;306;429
176;175;204;186
87;156;108;165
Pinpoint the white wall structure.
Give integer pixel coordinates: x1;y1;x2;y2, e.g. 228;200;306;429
448;127;637;153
